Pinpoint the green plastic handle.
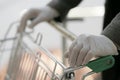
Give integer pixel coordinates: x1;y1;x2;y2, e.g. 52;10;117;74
86;55;115;73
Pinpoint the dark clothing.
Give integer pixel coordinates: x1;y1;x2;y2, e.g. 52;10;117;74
103;0;120;28
102;54;120;80
102;0;120;80
48;0;120;80
48;0;82;21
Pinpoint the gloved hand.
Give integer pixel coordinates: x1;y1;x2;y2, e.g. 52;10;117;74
18;6;59;32
66;34;118;67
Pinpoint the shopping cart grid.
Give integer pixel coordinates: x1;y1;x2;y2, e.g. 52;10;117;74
0;21;115;80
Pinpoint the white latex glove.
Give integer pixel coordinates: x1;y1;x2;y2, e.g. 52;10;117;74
66;34;118;67
18;6;59;32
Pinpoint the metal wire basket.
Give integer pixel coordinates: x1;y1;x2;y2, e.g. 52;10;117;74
0;21;115;80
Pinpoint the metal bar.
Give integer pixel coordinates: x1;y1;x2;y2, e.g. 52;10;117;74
82;71;95;80
38;67;42;80
61;21;67;65
48;21;77;41
0;21;18;49
31;61;39;80
21;52;27;80
25;53;32;80
44;73;48;80
16;52;25;80
27;56;35;80
0;37;17;42
52;62;57;79
22;53;30;80
13;46;24;80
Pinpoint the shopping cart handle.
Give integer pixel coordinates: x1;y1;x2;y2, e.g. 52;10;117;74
86;55;115;73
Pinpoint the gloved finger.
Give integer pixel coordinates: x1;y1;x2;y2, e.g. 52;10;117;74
64;50;69;58
28;15;44;28
82;50;93;65
65;40;77;58
19;8;41;30
68;40;77;57
69;44;83;67
69;40;77;52
18;11;36;32
18;14;28;32
76;40;90;66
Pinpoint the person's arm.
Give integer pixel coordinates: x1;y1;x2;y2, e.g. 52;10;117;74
18;0;82;31
102;12;120;49
48;0;82;21
66;12;120;67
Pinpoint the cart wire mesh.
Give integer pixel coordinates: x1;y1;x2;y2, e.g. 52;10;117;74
0;21;115;80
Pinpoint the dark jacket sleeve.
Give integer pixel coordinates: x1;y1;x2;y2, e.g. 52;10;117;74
102;12;120;47
48;0;82;21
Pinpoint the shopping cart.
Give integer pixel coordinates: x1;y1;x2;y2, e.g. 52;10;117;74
0;21;115;80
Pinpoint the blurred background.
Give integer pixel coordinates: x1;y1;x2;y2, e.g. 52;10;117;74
0;0;105;46
0;0;105;80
